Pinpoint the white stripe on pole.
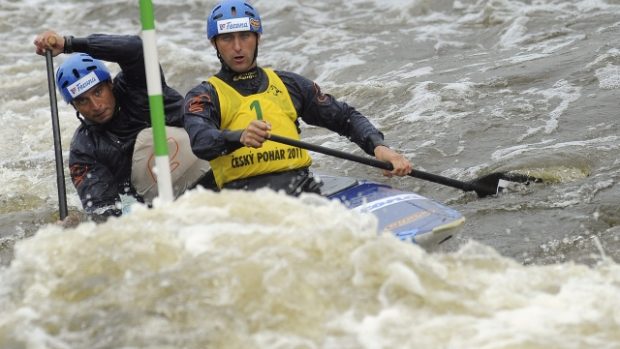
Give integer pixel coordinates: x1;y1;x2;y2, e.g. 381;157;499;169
140;16;174;202
142;30;163;96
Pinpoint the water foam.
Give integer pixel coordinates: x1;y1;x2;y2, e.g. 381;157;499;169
1;190;619;348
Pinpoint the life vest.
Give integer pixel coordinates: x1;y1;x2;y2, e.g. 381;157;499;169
208;68;312;188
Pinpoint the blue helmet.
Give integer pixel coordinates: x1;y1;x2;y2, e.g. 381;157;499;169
206;0;262;40
56;53;111;103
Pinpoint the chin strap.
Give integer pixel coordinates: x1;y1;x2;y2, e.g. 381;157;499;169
253;41;259;65
75;110;87;125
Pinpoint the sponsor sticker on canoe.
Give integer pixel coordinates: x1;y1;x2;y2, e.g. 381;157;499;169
385;211;431;231
354;194;425;213
67;71;101;99
217;17;251;34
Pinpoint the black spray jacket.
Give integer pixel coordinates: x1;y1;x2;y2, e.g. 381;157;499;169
66;34;183;220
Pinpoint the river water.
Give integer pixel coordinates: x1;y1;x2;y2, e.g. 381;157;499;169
1;0;619;348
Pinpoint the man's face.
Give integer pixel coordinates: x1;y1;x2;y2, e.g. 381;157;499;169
213;31;258;73
72;81;116;124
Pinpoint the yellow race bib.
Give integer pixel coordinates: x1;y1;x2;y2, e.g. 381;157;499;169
208;68;312;187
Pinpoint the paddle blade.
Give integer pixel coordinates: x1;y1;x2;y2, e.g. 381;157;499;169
470;172;543;198
468;173;503;198
500;172;545;184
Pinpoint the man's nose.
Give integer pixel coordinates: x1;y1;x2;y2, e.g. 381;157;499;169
90;97;103;110
232;37;242;50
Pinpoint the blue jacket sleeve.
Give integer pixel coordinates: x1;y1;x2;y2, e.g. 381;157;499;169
183;83;244;161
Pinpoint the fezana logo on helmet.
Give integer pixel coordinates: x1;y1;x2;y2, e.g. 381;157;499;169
217;17;250;34
67;71;101;99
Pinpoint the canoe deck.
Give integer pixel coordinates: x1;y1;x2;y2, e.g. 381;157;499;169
320;175;464;249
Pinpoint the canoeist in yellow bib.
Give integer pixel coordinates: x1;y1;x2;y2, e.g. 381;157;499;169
183;0;413;195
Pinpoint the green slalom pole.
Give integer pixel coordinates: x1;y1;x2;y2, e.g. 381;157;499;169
139;0;173;202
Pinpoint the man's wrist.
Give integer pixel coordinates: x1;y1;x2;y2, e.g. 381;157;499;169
63;36;74;53
369;133;389;150
373;140;389;150
223;130;243;143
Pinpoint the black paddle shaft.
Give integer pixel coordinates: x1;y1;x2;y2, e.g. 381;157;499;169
268;134;501;197
45;50;69;219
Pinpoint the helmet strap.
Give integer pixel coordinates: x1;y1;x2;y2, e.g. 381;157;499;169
75;110;86;125
253;41;259;65
213;41;229;71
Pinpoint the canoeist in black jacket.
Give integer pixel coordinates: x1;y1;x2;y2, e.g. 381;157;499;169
34;31;210;224
183;0;413;195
